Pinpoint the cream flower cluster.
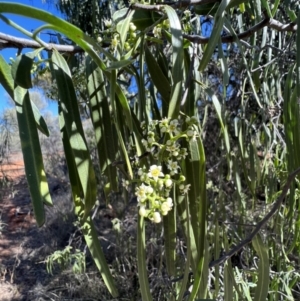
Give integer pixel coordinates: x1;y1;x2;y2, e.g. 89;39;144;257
135;165;174;223
134;116;199;222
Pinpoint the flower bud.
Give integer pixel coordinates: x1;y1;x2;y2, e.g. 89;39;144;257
153;212;162;223
139;206;147;217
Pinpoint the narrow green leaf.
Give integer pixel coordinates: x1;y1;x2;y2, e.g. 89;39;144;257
0;54;14;98
15;86;52;226
187;128;207;299
137;216;153;301
82;216;119;298
11;48;43;89
106;59;134;71
52;49;96;217
0;55;50;136
0;2;107;72
31;101;50;137
116;10;134;49
252;234;270;301
199;0;229;71
211;94;230;153
164;5;184;118
11;53;34;89
109;70;133;180
163;189;176;277
145;46;171;102
59;107;118;297
85;56;118;191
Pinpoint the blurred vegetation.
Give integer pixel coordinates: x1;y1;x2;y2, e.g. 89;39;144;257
0;0;300;300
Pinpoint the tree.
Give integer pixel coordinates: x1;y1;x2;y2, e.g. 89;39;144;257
0;0;300;300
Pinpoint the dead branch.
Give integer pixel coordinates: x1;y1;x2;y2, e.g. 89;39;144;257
209;166;300;268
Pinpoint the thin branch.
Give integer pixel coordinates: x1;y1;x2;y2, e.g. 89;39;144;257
209;166;300;268
0;32;82;53
184;16;297;44
131;0;219;10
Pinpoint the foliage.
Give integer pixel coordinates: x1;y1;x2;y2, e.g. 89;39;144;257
1;0;300;300
46;245;86;275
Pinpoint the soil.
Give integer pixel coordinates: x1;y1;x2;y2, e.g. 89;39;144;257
0;155;137;301
0;157;79;301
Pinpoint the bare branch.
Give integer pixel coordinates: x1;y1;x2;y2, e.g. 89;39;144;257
0;32;83;53
184;17;297;44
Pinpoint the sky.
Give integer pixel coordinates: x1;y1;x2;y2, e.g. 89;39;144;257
0;0;62;114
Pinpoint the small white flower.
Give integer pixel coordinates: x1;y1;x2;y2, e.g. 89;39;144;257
153;211;162;223
160;117;169;126
180;148;188;159
169;119;178;133
122;179;129;189
148;165;164;181
104;19;112;28
179;184;191;194
167;160;180;174
135;183;148;201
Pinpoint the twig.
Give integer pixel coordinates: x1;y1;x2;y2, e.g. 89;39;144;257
184;17;296;45
209;166;300;268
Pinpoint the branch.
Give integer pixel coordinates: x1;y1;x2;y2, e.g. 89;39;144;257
131;0;219;11
0;15;297;52
184;16;297;44
0;32;82;53
209;166;300;268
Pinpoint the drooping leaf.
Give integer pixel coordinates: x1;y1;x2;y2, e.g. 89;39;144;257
145;46;171;102
199;0;229;71
164;5;184;118
51;49;97;218
11;48;43;89
85;56;118;191
0;54;14;99
14;86;52;227
252;234;270;301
